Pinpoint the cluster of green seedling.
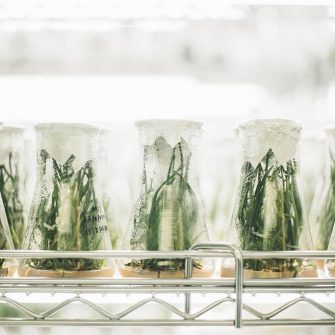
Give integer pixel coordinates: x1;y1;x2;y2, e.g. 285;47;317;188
27;150;107;272
316;152;335;251
127;137;203;274
0;152;25;269
235;149;303;275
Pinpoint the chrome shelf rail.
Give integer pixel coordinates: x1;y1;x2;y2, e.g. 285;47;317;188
0;244;334;328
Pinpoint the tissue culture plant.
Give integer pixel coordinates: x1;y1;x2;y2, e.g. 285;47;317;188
27;149;108;272
127;137;203;274
235;149;303;275
316;152;335;251
0;152;25;249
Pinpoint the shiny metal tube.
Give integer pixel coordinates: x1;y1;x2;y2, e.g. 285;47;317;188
189;243;243;328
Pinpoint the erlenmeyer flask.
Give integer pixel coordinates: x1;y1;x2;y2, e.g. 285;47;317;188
319;128;335;276
119;119;213;278
20;123;114;278
222;119;316;279
0;126;26;249
0;205;15;277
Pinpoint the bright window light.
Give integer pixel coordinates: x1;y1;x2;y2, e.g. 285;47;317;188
0;75;265;123
0;0;248;21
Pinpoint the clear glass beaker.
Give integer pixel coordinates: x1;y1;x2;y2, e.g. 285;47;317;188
119;119;213;278
319;128;335;276
222;119;316;279
0;126;26;250
21;123;113;278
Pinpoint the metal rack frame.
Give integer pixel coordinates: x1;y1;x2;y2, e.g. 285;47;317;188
0;243;334;328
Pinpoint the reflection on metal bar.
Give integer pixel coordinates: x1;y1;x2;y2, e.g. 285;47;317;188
244;278;335;287
242;287;335;293
184;256;192;314
0;250;228;258
0;320;335;327
243;320;335;326
0;278;230;285
1;286;335;294
0;249;334;259
189;243;243;328
0;319;236;326
0;278;335;287
0;286;236;293
243;251;335;259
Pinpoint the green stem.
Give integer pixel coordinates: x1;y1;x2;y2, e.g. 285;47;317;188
27;151;107;272
129;138;202;273
236;149;303;274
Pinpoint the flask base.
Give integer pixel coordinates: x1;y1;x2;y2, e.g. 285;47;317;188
0;267;8;277
221;267;298;279
221;266;318;279
325;261;335;277
119;264;214;279
18;265;115;278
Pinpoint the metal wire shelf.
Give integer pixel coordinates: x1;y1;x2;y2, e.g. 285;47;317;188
0;243;334;328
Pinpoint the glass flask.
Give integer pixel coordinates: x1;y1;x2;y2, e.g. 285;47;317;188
20;123;113;278
0;205;15;277
319;128;335;277
222;119;316;279
0;124;16;276
119;119;213;278
0;126;26;250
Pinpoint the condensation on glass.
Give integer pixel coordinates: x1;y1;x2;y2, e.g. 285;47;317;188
21;123;113;278
318;128;335;277
222;119;316;279
119;119;213;278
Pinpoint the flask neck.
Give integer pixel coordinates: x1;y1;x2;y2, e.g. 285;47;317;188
35;123;99;171
140;136;199;193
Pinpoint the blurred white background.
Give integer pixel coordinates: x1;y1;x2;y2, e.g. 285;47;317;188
0;1;334;128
